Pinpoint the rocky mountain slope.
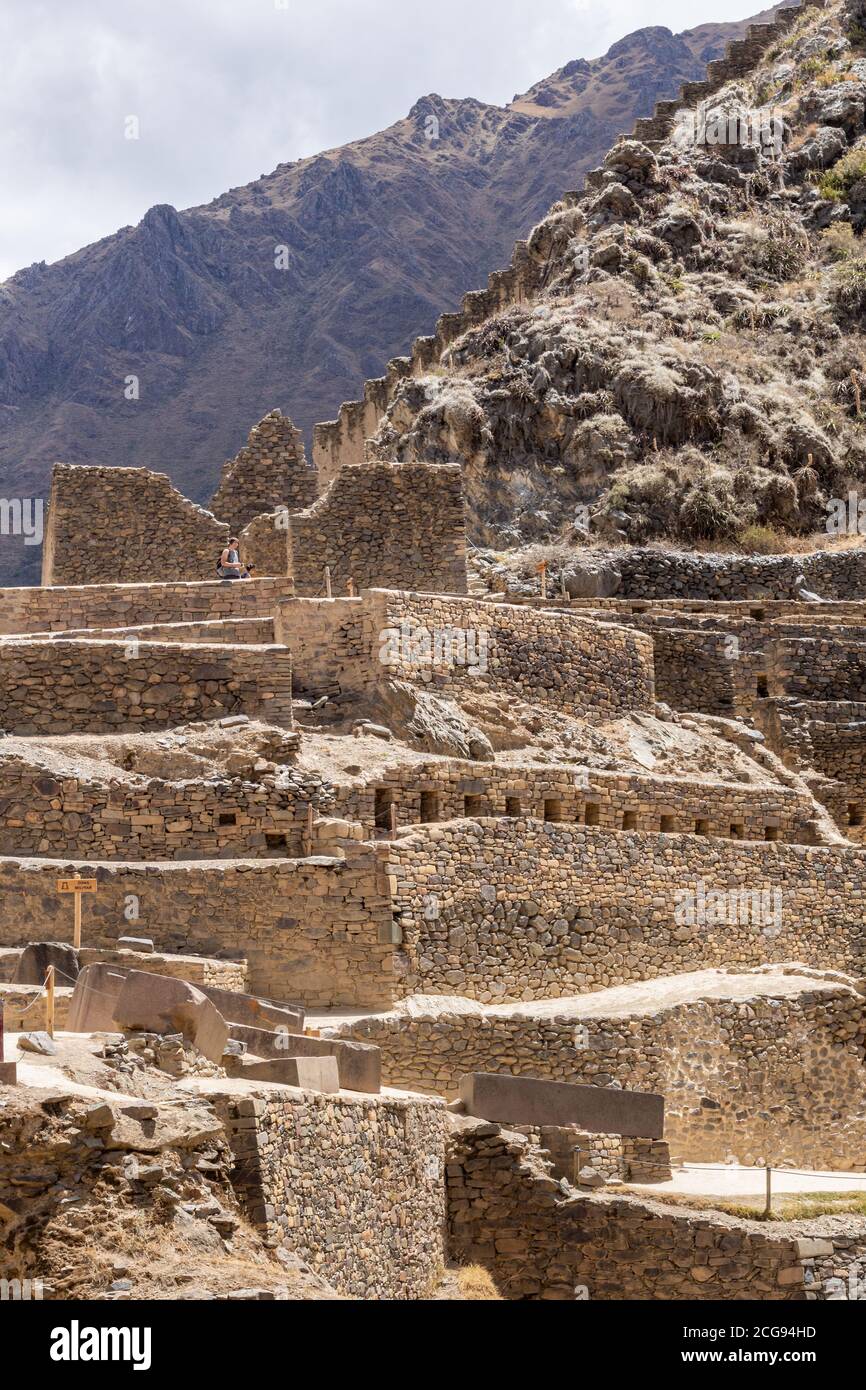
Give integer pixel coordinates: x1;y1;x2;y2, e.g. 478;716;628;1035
0;9;774;584
361;0;866;591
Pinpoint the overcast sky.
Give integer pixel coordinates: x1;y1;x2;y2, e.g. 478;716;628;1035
0;0;757;280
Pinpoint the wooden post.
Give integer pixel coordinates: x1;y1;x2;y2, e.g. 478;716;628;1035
538;562;547;601
347;578;355;597
389;802;398;841
853;370;862;418
324;565;332;599
0;999;4;1064
764;1165;772;1218
45;966;55;1040
57;876;97;947
303;804;314;856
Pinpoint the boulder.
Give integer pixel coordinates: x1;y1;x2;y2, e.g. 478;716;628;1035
197;984;304;1034
224;1024;381;1093
563;558;622;599
229;1055;339;1092
459;1072;664;1139
112;972;228;1063
68;963;129;1033
18;1031;58;1056
14;942;80;988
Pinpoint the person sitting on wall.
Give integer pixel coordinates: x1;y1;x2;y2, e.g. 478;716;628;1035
217;538;253;580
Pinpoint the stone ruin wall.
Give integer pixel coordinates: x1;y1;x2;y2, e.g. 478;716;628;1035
210;409;318;531
0;755;305;861
382;819;866;1002
237;510;288;578
216;1087;447;1299
275;596;367;696
509;1125;672;1185
765;699;866;841
287;462;468;598
0;853;395;1009
340;985;866;1172
0;639;293;735
43;616;277;646
43;464;230;587
366;590;654;719
0;578;294;637
279;590;655;719
335;758;814;844
612;545;866;601
447;1119;866;1301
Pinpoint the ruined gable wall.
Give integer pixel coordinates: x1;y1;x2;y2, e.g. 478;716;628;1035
217;1087;446;1299
381;820;866;1002
210;410;318;531
0;578;294;637
288;462;467;597
0;853;394;1008
43;465;229;586
0;639;293;735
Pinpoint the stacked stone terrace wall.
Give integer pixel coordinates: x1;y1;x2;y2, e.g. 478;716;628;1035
614;545;866;601
210;410;318;531
771;637;866;701
0;755;305;860
341;983;866;1171
34;617;277;646
365;590;655;720
336;758;814;844
277;590;655;718
0;639;293;735
216;1086;446;1299
288;463;467;598
752;697;866;844
43;464;229;586
0;853;394;1008
447;1118;866;1301
509;1125;671;1185
381;820;866;1001
0;578;294;637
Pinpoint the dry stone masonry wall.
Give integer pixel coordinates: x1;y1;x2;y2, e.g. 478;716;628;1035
288;463;467;598
382;820;866;1001
216;1086;447;1299
0;578;294;637
447;1120;866;1301
0;853;394;1007
210;410;318;531
340;980;866;1171
43;465;229;586
0;639;293;735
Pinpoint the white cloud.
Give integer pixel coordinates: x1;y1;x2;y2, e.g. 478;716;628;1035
0;0;758;279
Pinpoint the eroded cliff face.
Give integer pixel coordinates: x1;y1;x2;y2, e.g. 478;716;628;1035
0;12;772;584
366;1;866;567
